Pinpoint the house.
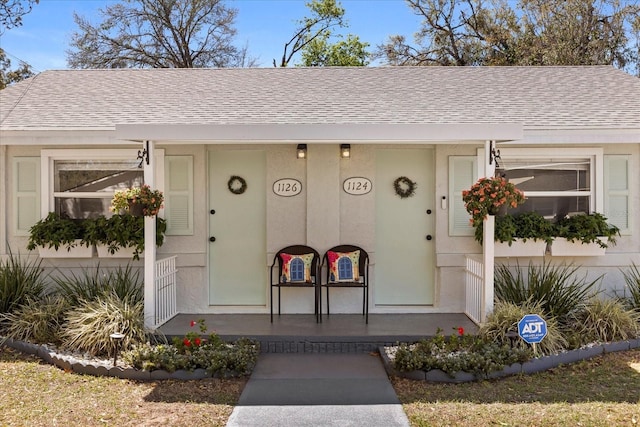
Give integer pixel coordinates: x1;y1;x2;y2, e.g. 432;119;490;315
1;66;639;328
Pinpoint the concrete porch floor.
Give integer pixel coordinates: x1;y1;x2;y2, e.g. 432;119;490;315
157;313;478;353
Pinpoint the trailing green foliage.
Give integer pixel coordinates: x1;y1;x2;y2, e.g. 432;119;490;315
61;292;149;357
495;261;601;324
489;211;556;245
0;295;69;344
392;328;532;377
555;212;619;248
479;300;568;355
0;250;45;314
53;264;142;307
620;263;640;311
27;212;87;251
567;298;640;345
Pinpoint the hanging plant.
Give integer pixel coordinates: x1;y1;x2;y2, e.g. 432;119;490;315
462;176;525;229
393;176;417;199
227;175;247;195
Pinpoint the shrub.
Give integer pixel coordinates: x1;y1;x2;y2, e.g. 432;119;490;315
53;264;142;307
123;321;259;376
61;292;149;357
567;298;640;345
620;263;640;311
495;261;601;324
0;295;69;344
0;250;46;315
478;300;567;356
392;328;532;377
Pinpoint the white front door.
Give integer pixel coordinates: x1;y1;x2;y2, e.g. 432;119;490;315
375;149;435;305
208;150;266;305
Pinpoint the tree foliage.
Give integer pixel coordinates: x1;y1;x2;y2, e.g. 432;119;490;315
0;0;38;33
0;48;34;89
278;0;347;67
378;0;640;73
299;33;370;66
67;0;253;68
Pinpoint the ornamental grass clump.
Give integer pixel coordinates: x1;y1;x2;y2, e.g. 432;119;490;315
567;298;640;345
462;176;526;230
0;295;69;345
620;262;640;311
0;250;45;315
495;260;601;325
392;327;531;378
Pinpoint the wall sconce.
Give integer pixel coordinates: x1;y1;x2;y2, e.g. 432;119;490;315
297;144;307;159
340;144;351;159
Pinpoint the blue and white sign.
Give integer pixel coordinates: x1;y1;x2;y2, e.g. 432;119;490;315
518;314;547;344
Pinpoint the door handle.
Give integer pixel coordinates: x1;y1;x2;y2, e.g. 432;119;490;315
209;236;216;242
210;209;216;215
426;235;433;241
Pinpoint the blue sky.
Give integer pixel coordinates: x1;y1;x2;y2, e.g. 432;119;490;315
1;0;423;71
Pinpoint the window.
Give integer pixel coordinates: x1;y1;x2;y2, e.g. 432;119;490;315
54;159;143;219
42;150;163;220
498;156;594;219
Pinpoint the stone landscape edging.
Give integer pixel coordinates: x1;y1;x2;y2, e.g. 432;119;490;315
379;338;640;383
1;338;228;381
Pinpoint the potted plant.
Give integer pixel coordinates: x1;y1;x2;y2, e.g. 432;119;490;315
83;215;167;260
27;212;93;258
111;185;164;217
494;212;553;257
550;212;619;256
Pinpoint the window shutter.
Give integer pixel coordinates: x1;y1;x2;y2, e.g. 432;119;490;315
449;156;476;236
164;156;193;235
604;155;630;234
13;157;41;236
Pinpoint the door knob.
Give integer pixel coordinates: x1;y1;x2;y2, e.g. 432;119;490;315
210;209;216;215
426;235;433;241
209;236;216;242
426;209;432;214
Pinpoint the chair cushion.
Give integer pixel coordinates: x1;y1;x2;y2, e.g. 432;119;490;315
327;250;360;283
280;252;314;283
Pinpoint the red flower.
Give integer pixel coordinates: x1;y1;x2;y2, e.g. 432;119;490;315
457;327;464;336
194;337;202;346
190;320;196;327
183;338;191;347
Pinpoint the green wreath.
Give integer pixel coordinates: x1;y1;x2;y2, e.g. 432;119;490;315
393;176;417;199
227;175;247;195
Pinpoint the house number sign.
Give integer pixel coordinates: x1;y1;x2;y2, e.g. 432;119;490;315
273;178;302;197
343;177;372;195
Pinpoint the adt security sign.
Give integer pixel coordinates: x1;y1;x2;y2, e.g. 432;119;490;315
518;314;547;344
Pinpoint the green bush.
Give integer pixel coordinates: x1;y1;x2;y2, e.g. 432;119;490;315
0;295;69;344
61;292;149;357
27;212;87;251
554;212;619;248
123;337;259;376
567;298;640;345
392;328;532;377
0;250;46;315
620;263;640;311
53;264;142;307
495;261;601;324
478;300;568;356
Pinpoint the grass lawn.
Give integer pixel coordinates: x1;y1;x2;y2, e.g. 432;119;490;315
1;347;639;426
393;348;640;427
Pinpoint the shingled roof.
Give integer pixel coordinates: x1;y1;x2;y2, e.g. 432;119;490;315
1;66;639;131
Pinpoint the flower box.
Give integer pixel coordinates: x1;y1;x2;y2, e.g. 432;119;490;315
550;237;607;256
96;245;141;259
495;239;547;257
37;240;93;258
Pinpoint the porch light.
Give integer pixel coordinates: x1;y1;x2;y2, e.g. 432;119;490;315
340;144;351;159
297;144;307;159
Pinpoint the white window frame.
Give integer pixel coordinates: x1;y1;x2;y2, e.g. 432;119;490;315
477;147;603;215
41;149;165;217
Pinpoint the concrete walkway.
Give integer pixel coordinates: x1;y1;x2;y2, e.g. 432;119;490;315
226;353;410;427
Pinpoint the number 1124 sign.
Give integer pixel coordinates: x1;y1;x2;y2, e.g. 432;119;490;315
343;177;372;195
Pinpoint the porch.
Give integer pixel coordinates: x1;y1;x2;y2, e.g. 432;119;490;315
156;313;478;353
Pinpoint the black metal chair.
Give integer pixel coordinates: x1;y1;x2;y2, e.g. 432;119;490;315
270;245;320;323
320;245;369;323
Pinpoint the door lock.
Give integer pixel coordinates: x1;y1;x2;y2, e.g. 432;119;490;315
209;236;216;242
